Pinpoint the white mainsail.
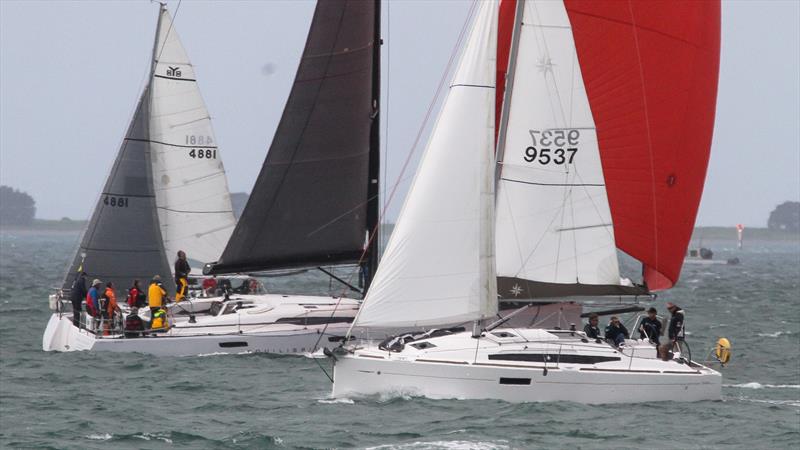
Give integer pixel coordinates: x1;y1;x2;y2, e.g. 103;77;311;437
150;8;236;268
353;1;499;328
495;0;622;294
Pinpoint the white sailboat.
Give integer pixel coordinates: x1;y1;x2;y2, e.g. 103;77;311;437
45;0;383;355
331;0;724;403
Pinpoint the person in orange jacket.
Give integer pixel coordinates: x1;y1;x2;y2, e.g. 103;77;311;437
102;282;121;336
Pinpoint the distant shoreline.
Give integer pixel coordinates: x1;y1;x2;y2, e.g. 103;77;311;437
1;221;797;242
0;219;86;233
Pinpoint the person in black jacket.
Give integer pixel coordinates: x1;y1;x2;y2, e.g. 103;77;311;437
174;250;191;302
605;316;629;347
666;302;685;342
69;272;88;327
584;313;601;341
638;307;662;345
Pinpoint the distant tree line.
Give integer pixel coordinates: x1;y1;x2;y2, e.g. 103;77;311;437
0;185;36;226
768;201;800;232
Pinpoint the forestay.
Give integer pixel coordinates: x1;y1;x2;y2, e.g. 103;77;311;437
494;0;640;300
354;1;498;328
150;8;236;268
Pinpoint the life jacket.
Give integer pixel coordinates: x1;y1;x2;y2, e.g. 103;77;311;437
151;309;168;330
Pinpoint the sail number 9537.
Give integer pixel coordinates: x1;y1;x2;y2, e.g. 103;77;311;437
524;129;580;165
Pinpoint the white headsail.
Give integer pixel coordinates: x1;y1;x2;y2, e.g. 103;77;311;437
150;8;236;269
494;0;623;298
354;1;499;328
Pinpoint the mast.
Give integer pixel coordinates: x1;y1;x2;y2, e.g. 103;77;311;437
363;0;381;291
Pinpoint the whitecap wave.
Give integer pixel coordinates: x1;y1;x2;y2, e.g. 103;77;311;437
317;397;355;404
86;433;112;441
367;440;510;450
725;382;800;389
735;397;800;408
756;331;793;338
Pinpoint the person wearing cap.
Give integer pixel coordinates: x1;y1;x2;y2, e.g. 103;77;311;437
604;316;629;348
69;271;88;328
85;279;103;331
124;307;146;338
148;275;168;317
638;307;662;345
583;313;601;341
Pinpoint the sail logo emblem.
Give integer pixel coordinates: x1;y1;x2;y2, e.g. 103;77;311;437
510;284;523;297
166;66;182;77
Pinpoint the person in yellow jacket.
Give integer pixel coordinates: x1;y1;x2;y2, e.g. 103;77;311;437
148;275;168;317
150;307;169;332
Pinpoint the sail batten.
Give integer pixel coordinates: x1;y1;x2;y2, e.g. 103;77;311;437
208;0;380;277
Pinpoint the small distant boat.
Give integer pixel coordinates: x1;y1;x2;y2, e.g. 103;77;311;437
684;248;740;265
331;0;725;404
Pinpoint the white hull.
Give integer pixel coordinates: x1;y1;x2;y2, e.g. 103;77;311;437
43;294;360;356
43;314;349;357
332;329;721;404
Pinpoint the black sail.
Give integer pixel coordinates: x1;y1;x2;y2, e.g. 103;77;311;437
62;86;174;296
208;0;380;276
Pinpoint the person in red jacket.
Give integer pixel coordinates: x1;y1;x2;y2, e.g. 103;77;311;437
127;280;145;308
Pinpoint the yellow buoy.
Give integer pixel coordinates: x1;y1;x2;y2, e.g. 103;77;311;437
715;338;731;365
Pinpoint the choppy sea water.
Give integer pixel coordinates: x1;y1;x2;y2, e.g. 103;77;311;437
1;230;798;449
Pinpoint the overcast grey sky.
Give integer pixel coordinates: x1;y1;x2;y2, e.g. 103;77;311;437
1;0;798;227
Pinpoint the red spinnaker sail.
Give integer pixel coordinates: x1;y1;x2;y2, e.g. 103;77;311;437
496;0;516;143
564;0;721;290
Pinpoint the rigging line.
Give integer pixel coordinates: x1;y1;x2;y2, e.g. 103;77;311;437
343;0;480;338
627;0;660;274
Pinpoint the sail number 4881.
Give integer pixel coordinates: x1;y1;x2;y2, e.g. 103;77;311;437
189;149;217;159
524;129;580;165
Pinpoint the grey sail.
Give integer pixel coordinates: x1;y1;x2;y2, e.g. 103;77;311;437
207;0;381;278
62;85;174;296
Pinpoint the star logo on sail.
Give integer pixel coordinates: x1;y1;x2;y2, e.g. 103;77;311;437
510;284;523;297
536;57;555;75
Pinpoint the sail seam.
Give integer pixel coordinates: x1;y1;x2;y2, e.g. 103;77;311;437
125;137;216;149
153;74;197;82
501;178;604;187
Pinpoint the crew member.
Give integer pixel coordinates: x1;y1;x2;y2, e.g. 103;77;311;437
638;307;662;345
150;307;169;332
174;250;190;302
127;279;145;308
69;272;88;328
584;313;601;341
86;279;103;329
658;302;686;360
148;275;167;317
102;281;121;336
604;316;629;348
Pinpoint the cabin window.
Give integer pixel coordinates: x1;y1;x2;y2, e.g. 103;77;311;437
489;354;621;364
219;342;248;348
499;377;531;385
